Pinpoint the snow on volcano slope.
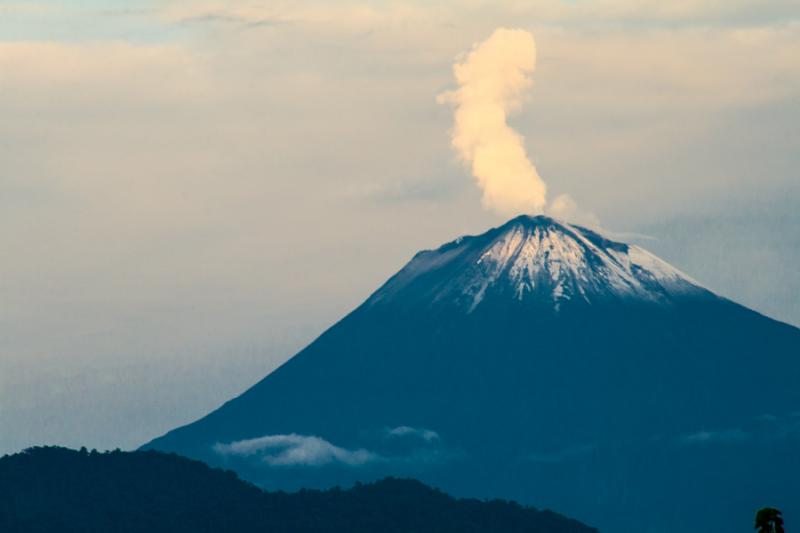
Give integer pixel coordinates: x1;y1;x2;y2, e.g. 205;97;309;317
368;215;709;312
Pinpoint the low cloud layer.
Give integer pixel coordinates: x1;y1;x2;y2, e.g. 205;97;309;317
213;426;452;469
213;434;377;467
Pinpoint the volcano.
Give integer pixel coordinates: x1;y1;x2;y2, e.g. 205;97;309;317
144;215;800;533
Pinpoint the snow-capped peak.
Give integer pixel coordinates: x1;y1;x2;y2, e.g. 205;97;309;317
368;215;709;313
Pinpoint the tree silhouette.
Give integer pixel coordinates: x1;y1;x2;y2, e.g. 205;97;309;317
0;446;599;533
755;507;785;533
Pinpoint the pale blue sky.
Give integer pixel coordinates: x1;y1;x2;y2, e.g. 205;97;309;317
1;2;163;42
1;0;798;455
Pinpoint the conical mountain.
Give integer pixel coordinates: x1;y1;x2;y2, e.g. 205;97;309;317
145;215;800;533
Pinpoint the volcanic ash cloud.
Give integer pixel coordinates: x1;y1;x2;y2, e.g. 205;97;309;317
438;28;546;216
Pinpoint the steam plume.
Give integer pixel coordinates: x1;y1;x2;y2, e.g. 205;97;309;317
439;28;546;216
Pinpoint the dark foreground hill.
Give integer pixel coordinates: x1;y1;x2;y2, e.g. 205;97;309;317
0;446;596;533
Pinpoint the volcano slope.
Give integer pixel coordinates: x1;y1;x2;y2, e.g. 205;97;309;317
145;215;800;533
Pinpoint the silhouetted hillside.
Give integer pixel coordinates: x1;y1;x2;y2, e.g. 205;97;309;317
0;447;597;533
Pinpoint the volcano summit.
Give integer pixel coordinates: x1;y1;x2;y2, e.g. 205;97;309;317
145;216;800;533
367;215;706;312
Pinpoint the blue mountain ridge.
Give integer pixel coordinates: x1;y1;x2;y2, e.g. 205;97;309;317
144;215;800;533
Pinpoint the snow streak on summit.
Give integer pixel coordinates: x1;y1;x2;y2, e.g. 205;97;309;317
369;215;707;312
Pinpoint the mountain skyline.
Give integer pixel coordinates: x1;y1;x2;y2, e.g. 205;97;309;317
145;214;800;533
3;1;800;459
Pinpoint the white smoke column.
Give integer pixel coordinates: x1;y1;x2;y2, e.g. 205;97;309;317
438;28;546;215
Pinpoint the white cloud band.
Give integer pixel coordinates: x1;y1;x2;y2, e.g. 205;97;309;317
213;433;378;467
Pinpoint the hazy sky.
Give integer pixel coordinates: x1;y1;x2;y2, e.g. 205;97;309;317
1;0;798;455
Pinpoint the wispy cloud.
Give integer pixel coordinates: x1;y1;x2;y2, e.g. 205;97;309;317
677;413;800;446
385;426;441;442
155;1;800;31
213;434;378;467
679;428;750;445
172;12;287;30
213;427;454;469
